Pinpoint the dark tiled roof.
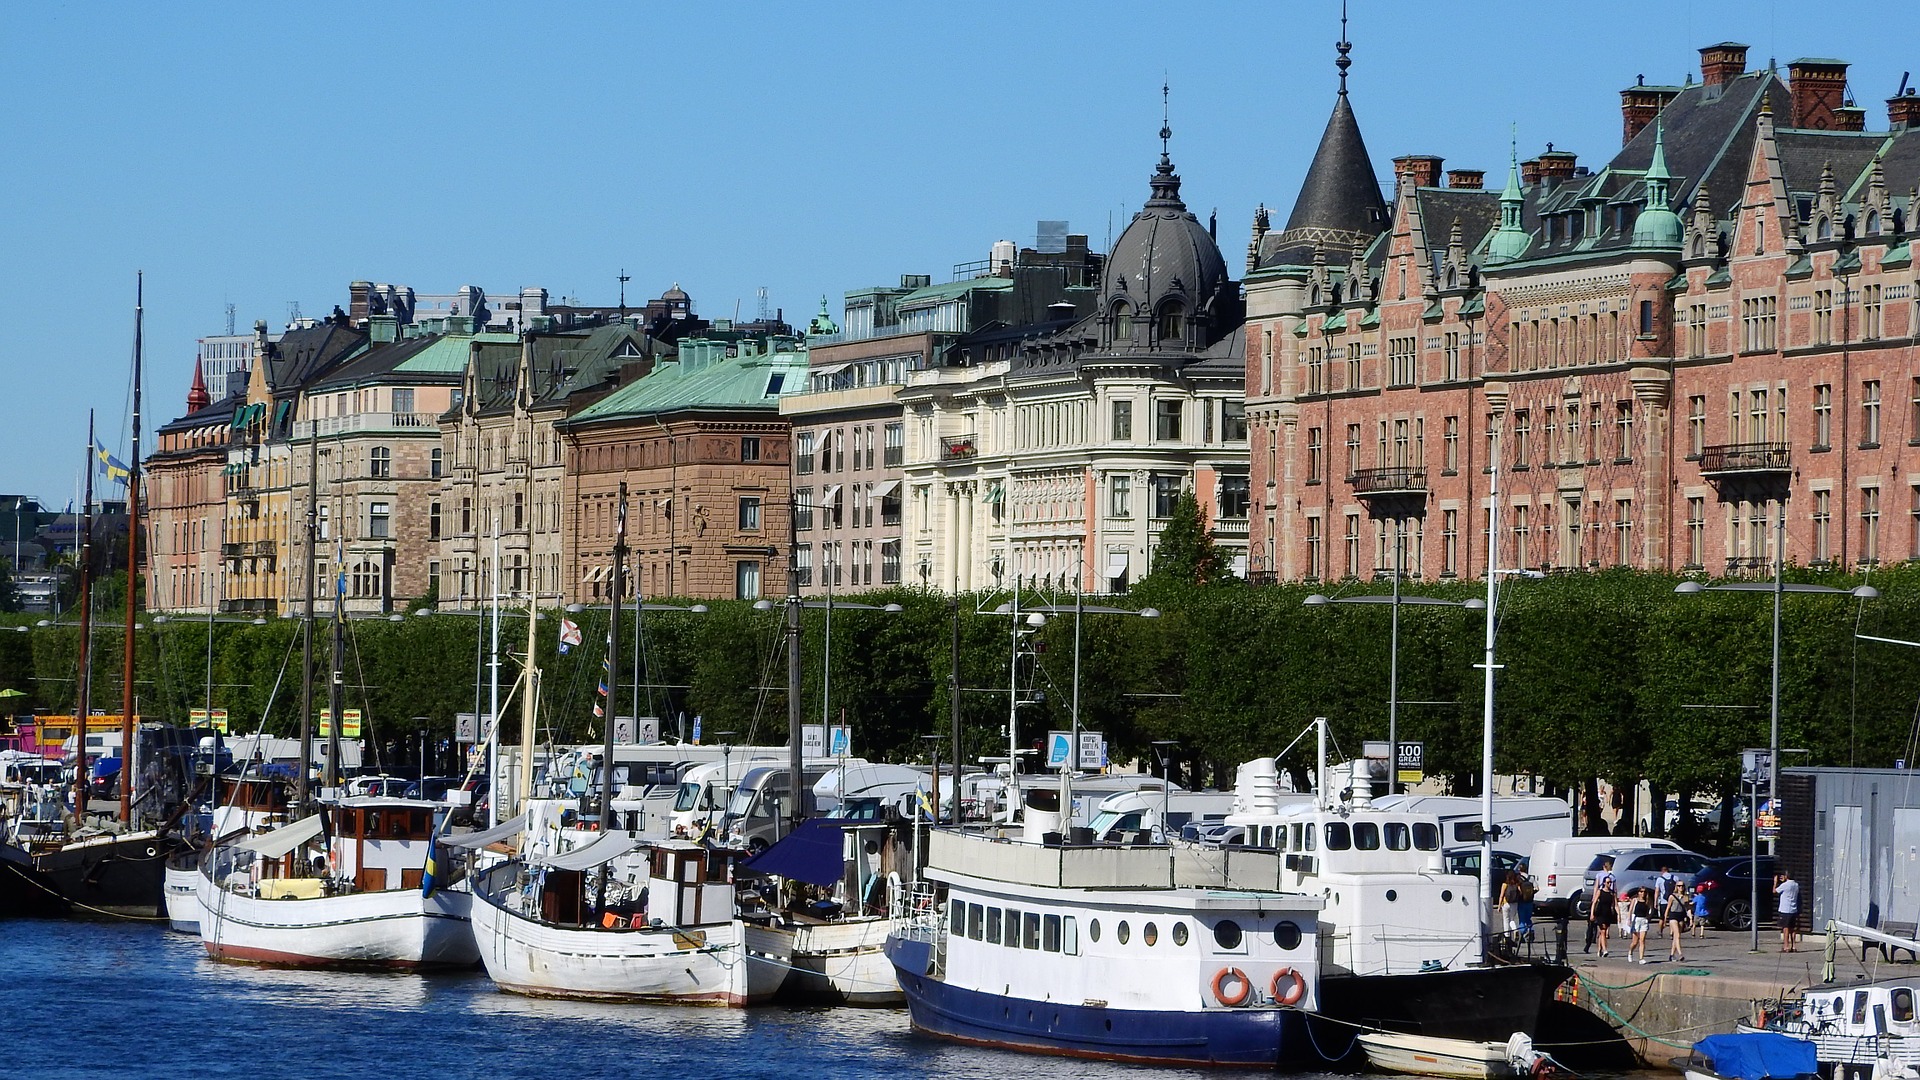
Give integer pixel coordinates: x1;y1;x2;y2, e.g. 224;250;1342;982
1416;187;1501;274
156;389;246;435
1776;130;1886;197
1875;129;1920;198
461;323;665;419
267;321;367;391
1260;93;1390;268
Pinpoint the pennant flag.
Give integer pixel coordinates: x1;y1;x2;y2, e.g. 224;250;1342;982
592;638;613;717
93;442;130;486
557;617;582;655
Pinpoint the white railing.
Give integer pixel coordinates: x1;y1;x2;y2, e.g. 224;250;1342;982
294;412;441;439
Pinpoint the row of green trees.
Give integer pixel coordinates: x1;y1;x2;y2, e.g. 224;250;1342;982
4;529;1918;837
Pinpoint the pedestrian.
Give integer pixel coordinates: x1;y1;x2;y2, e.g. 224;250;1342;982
1585;857;1615;953
1628;887;1654;963
1664;879;1688;961
1652;864;1676;921
1499;870;1521;945
1591;868;1619;958
1692;882;1710;939
1775;871;1801;953
1516;864;1537;944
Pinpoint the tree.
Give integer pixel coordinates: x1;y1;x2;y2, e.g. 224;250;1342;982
0;557;17;613
1144;491;1233;589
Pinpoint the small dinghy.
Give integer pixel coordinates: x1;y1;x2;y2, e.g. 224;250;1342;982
1357;1031;1553;1080
1670;1032;1819;1080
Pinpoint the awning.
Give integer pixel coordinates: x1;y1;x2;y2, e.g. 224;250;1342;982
983;481;1005;506
739;818;851;887
439;812;526;851
816;428;835;451
873;479;901;498
809;363;851;379
226;815;324;859
821;484;842;502
542;831;646;871
1104;553;1129;579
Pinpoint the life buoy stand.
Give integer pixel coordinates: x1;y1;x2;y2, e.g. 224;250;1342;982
1270;967;1306;1006
1212;967;1253;1007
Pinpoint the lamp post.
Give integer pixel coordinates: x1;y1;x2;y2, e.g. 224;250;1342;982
1676;547;1877;950
1303;589;1484;797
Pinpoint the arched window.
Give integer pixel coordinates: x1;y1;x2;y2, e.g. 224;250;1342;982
1816;216;1832;242
1112;303;1134;342
1867;211;1882;235
1157;301;1185;341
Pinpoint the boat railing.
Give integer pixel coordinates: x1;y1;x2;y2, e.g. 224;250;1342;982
894;880;942;945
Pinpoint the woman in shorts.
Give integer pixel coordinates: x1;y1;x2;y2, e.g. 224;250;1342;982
1591;871;1619;957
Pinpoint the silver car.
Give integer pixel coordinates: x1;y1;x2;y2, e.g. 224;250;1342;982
1576;846;1712;916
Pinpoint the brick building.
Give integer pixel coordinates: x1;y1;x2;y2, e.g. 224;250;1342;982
559;337;809;602
145;361;230;613
1248;40;1920;582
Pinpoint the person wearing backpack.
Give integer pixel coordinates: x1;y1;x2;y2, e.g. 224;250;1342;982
1515;867;1537;943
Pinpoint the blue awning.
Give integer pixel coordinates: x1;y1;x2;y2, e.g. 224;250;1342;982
739;818;851;887
1692;1033;1818;1080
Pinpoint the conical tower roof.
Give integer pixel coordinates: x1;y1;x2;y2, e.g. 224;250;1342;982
1258;23;1389;270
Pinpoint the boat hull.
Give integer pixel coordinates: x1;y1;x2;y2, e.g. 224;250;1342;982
29;831;175;919
199;875;478;969
1358;1032;1516;1079
163;864;200;933
1319;964;1570;1048
781;917;902;1005
0;841;68;918
886;935;1302;1068
470;884;788;1006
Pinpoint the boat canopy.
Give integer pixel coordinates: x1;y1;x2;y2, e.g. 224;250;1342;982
542;830;645;871
740;818;852;887
438;813;527;851
1694;1033;1818;1080
229;815;324;859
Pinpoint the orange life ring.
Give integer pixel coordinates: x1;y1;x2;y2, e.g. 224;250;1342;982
1211;967;1253;1007
1270;967;1306;1006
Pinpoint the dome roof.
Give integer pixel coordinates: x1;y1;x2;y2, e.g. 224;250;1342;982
1102;149;1229;341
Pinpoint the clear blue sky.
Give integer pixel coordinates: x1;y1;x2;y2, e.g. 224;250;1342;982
0;1;1903;507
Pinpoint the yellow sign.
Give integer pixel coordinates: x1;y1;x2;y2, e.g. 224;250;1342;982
319;709;362;738
189;709;229;733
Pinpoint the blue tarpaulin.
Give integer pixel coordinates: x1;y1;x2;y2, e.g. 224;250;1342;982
739;818;854;887
1693;1033;1818;1080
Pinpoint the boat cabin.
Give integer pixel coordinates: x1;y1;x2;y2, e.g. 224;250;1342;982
1798;984;1919;1038
326;798;438;893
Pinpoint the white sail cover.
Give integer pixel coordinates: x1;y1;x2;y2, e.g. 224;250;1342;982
228;815;324;859
439;813;527;851
542;831;646;871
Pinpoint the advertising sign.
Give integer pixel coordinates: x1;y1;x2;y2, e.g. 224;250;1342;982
801;725;827;760
1077;731;1106;771
1046;731;1072;770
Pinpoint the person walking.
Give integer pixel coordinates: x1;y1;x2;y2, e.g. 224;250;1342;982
1664;879;1688;961
1775;871;1801;953
1628;887;1653;964
1691;882;1710;939
1516;864;1536;945
1585;857;1615;953
1498;870;1521;945
1591;868;1619;958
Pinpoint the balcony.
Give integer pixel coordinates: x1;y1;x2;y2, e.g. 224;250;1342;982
940;434;978;462
1347;466;1429;498
1700;442;1790;477
293;412;441;439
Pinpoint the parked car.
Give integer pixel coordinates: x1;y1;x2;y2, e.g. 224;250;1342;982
1693;854;1778;930
1577;846;1714;916
1528;836;1683;918
1445;847;1527;879
405;775;462;802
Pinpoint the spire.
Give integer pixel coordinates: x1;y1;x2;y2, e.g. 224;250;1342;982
1632;120;1684;248
1146;80;1184;208
1336;0;1352;96
186;358;210;412
1486;130;1531;263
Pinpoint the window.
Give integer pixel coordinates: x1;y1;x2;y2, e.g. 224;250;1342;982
1392;419;1410;467
1110;475;1131;518
1614;401;1634;460
1513;504;1531;568
1113;303;1133;342
1344;513;1360;577
1864;381;1883;446
1638;299;1654;336
734;560;762;600
1911;379;1920;445
1442;509;1459;576
738;496;762;531
1306;346;1325;394
1443;332;1462;381
792;545;812;587
1686;303;1707;358
1814;289;1833;345
430;447;443;479
369;446;391;479
1741;295;1777;352
880;485;901;527
1345;424;1362;477
1306;516;1323;578
1307;427;1324;483
513;491;525;530
1154;400;1182;441
1443;416;1459;473
1865;284;1883;340
1911;486;1920;559
318;504;331;540
1687;396;1705;457
1151;474;1180;518
1813;490;1832;562
795;432;815;475
1388;337;1416;386
369;501;391;540
1223;400;1247;441
1112;400;1132;441
881;540;901;584
794;488;813;531
1863;487;1882;564
391;387;414;414
740;436;760;463
1156;302;1184;342
1220;475;1250;519
459;497;472;535
1814;384;1833;448
1686;497;1704;567
1614;499;1632;565
1512;410;1530;468
1346;342;1362;389
429;500;441;541
883;422;904;466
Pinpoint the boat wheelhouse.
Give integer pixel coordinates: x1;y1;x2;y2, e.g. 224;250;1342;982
1741;982;1920;1080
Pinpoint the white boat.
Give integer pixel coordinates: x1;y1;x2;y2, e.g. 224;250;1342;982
1740;981;1920;1080
1358;1031;1545;1079
198;798;478;969
467;835;789;1006
738;817;903;1005
1671;1032;1819;1080
164;861;200;933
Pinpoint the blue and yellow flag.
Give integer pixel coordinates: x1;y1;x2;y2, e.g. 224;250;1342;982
420;834;441;899
93;442;129;486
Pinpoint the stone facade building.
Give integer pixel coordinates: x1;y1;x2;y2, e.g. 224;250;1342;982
560;337;809;602
145;362;231;614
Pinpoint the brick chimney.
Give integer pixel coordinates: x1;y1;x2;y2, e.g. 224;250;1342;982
1392;154;1444;191
1621;80;1683;145
1890;92;1920;130
1520;158;1543;186
1699;42;1750;88
1536;148;1579;185
348;281;372;325
1789;59;1850;130
1834;106;1867;132
1447;169;1485;190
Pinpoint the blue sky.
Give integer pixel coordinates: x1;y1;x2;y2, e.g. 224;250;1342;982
0;1;1905;507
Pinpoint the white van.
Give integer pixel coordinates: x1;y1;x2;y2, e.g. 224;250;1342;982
1527;835;1681;916
1374;794;1573;853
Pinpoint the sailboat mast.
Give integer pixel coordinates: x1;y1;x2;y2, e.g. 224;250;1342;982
120;273;143;824
74;412;96;822
786;488;803;836
597;483;627;907
327;535;343;793
298;424;317;808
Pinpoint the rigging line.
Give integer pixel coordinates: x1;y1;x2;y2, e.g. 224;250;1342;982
344;614;380;771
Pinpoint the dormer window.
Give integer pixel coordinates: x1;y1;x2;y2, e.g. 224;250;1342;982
1816;216;1832;242
1544;217;1558;244
1867;211;1882;235
1156;302;1184;342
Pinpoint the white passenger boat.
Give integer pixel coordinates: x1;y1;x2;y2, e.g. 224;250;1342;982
1740;981;1920;1080
467;835;789;1006
197;797;478;969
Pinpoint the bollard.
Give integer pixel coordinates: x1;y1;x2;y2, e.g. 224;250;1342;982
1554;916;1569;963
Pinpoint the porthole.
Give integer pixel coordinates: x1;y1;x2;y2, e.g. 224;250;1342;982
1089;918;1101;942
1441;890;1453;903
1172;922;1189;947
1117;921;1131;945
1213;920;1243;950
1385;889;1398;902
1274;920;1303;950
1144;923;1159;947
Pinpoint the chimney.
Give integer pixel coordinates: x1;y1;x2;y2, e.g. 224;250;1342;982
368;315;398;345
1620;80;1684;145
1520;158;1543;186
1890;92;1920;130
1789;58;1850;129
1392;154;1444;191
1447;169;1486;190
348;281;372;325
1536;148;1579;185
1699;42;1750;88
1834;106;1867;132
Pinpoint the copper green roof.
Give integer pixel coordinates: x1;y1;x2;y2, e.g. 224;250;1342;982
896;275;1012;306
564;342;810;426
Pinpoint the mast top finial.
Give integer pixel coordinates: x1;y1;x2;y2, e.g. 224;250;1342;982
1336;0;1352;94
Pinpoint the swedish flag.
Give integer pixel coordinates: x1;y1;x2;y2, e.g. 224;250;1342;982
93;442;130;486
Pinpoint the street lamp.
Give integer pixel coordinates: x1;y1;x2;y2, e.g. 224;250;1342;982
1675;573;1877;950
1304;589;1485;796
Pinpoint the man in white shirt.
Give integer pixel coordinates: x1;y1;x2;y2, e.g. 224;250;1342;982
1774;871;1801;952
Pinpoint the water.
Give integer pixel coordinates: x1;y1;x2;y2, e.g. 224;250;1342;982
0;921;1247;1080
